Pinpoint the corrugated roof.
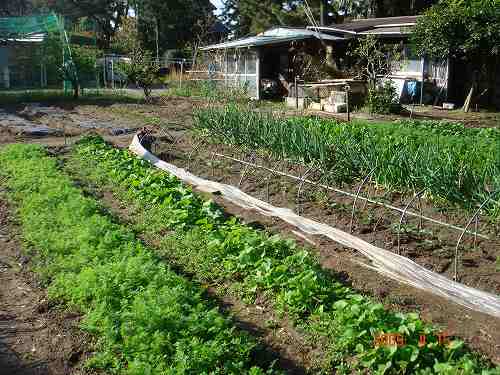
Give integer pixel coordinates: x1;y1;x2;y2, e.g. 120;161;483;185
3;32;46;43
308;16;419;36
201;27;344;50
331;16;419;32
359;26;413;36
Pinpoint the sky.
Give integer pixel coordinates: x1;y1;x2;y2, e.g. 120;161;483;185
210;0;224;15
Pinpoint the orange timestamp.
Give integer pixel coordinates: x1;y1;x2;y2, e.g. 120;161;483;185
374;331;452;348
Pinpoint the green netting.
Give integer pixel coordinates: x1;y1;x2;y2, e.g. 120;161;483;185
0;13;87;92
0;13;59;39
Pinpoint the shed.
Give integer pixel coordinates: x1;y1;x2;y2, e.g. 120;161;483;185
200;27;344;99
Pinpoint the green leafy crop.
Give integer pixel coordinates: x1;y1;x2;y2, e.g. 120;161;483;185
68;136;500;374
0;143;276;375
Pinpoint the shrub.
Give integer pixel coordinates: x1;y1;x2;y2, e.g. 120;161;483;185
366;81;401;114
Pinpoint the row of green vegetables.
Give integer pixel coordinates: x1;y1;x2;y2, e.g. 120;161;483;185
0;144;277;375
193;106;500;216
70;136;499;374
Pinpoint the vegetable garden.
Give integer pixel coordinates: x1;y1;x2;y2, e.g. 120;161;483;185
2;136;499;373
193;106;500;217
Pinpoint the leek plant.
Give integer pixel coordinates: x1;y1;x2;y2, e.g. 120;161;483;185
194;105;500;218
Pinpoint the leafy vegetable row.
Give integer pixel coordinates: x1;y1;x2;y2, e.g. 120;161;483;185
193;106;500;217
0;144;276;375
71;136;499;374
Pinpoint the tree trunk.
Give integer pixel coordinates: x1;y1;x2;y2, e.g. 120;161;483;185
73;82;80;100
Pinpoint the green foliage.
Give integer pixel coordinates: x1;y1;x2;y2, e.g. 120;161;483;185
137;0;215;51
41;33;100;96
0;143;275;375
411;0;500;59
70;44;99;81
165;80;250;102
110;16;139;55
69;136;500;374
119;47;159;99
194;106;500;216
366;81;401;114
349;34;403;114
221;0;434;37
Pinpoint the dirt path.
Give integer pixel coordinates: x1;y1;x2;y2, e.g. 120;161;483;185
0;194;93;375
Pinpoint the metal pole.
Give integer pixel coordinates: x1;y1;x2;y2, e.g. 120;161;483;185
211;152;491;240
94;19;99;92
256;49;261;99
155;18;160;65
420;56;425;106
295;76;299;110
180;60;184;88
111;59;115;90
345;84;351;121
62;20;65;92
103;58;106;88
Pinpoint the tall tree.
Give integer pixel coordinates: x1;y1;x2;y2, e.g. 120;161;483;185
412;0;500;60
38;0;131;49
411;0;500;109
222;0;439;36
136;0;215;53
0;0;35;16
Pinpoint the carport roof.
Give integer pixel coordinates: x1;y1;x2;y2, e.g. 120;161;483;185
200;27;344;50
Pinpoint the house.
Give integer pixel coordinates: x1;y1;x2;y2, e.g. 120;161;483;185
309;16;449;106
201;16;500;109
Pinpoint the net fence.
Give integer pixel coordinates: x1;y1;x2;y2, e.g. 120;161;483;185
0;13;101;92
0;14;59;40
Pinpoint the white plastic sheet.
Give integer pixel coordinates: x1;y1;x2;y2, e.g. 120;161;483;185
130;135;500;319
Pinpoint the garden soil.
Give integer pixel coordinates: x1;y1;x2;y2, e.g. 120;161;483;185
1;96;500;365
0;195;94;375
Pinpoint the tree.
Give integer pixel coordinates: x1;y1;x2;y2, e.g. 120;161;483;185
41;33;99;99
119;47;159;99
136;0;214;54
0;0;34;16
39;0;131;49
110;16;140;54
411;0;500;60
350;34;403;113
411;0;500;110
221;0;440;37
371;0;437;17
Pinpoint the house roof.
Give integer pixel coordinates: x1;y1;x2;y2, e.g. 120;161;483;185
201;27;344;50
308;16;419;36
